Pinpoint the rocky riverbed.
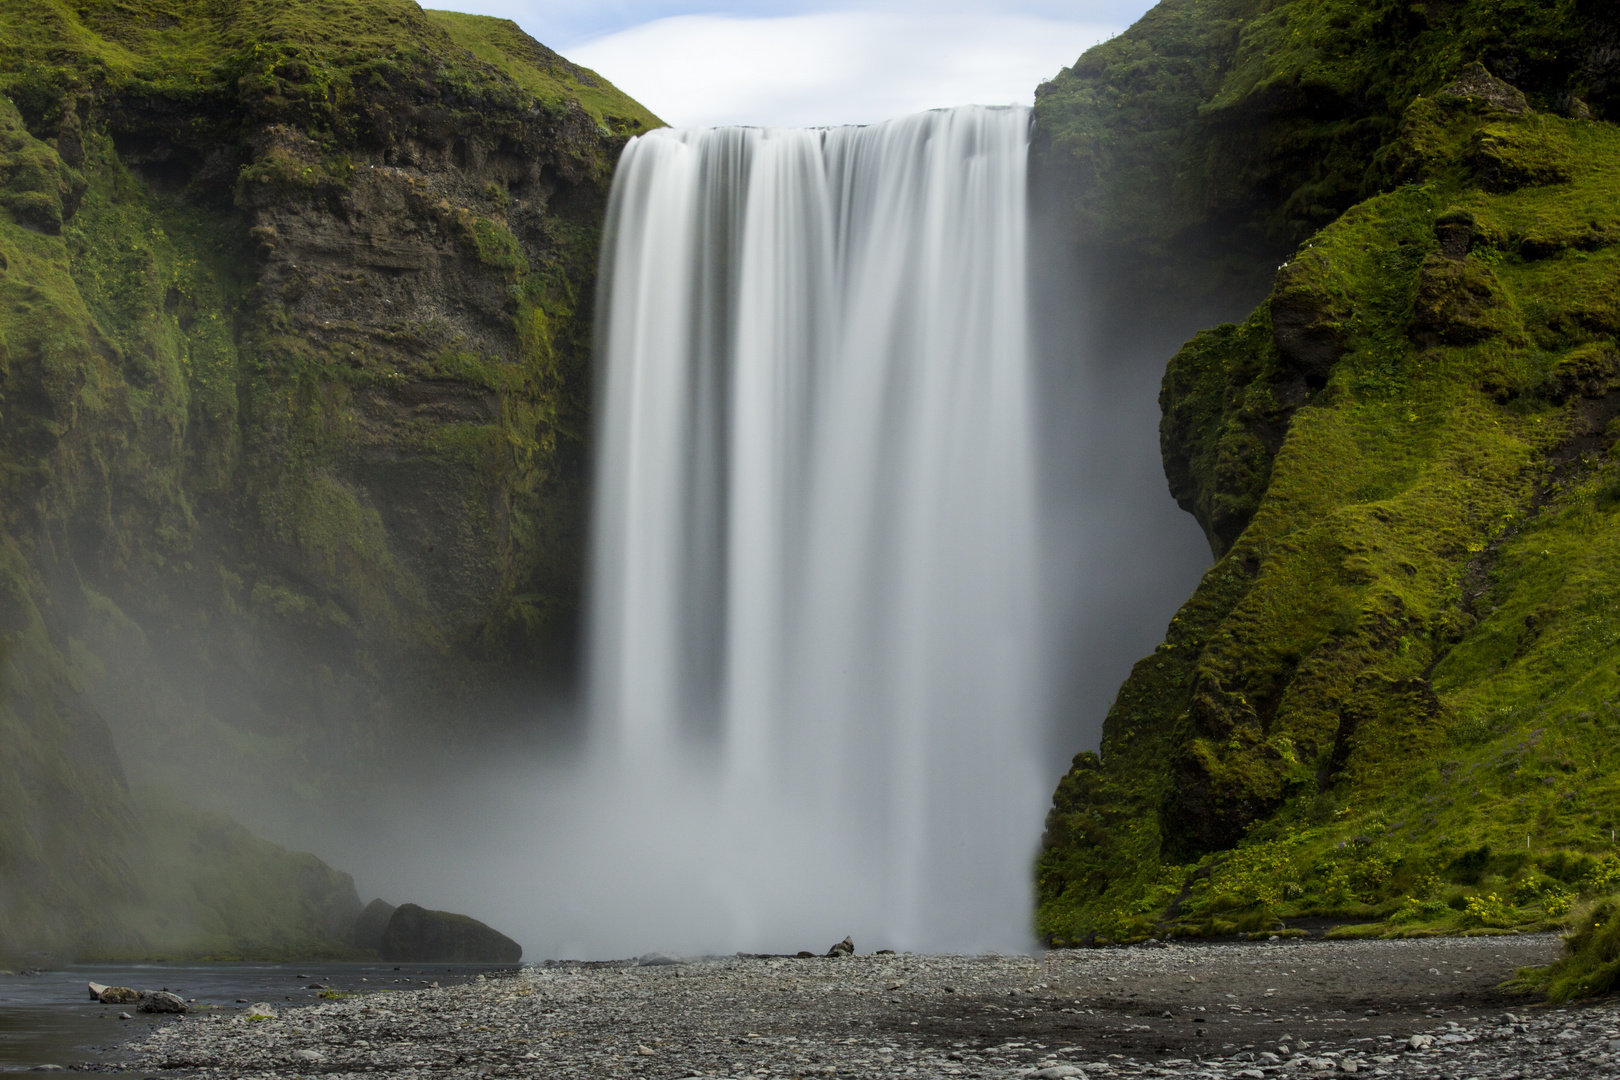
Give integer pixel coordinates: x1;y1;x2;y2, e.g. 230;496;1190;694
123;934;1620;1078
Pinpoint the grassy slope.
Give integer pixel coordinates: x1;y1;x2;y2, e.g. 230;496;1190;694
0;1;654;959
1032;0;1617;311
1038;4;1620;964
0;0;659;136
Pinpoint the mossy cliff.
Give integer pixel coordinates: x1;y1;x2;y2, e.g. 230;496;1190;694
1037;1;1620;951
1032;0;1619;315
0;0;657;959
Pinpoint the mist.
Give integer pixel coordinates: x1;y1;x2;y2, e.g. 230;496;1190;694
91;109;1224;964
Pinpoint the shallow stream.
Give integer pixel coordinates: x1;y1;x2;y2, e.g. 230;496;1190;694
0;961;513;1072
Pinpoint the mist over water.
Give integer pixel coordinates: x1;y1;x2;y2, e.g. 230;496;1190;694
186;103;1214;962
570;105;1042;955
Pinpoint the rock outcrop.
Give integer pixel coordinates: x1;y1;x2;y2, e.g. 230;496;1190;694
379;903;521;964
354;898;398;953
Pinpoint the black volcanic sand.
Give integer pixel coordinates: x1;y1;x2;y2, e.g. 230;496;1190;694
123;934;1620;1078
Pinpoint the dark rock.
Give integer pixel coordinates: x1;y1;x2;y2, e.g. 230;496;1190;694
636;953;681;966
1271;258;1349;388
795;951;815;959
1433;210;1474;259
354;898;398;952
825;936;854;957
379;903;521;963
139;991;187;1014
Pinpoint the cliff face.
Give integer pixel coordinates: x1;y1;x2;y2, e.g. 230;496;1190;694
1038;1;1620;948
1032;0;1618;316
0;0;657;959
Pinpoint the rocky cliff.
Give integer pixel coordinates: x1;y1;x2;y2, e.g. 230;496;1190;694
0;0;657;960
1037;0;1620;963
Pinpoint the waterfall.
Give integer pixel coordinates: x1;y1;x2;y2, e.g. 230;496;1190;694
587;105;1041;954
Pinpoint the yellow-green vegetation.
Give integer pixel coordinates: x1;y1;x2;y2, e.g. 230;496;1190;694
424;10;661;133
1525;893;1620;1000
0;0;657;958
0;0;658;142
1039;53;1620;981
88;788;367;961
1032;0;1618;312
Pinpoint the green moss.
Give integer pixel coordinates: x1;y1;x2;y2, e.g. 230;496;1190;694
1032;0;1617;308
422;10;662;135
464;216;527;274
0;1;657;151
1531;893;1620;1000
0;0;650;957
1040;80;1620;961
84;787;365;961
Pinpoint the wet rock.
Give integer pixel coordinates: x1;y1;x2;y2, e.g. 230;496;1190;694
380;903;522;963
139;991;188;1014
118;1012;132;1020
825;936;854;957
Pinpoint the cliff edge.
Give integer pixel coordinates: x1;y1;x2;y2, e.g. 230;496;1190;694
0;0;657;959
1038;0;1620;961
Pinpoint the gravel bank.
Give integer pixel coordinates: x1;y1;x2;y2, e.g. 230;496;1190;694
126;934;1620;1078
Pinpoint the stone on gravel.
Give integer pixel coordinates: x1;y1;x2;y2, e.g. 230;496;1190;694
126;933;1616;1080
138;990;187;1013
638;952;682;966
826;935;854;957
243;1002;277;1020
290;1048;326;1062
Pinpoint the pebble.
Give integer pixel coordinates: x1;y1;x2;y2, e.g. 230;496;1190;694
119;936;1620;1079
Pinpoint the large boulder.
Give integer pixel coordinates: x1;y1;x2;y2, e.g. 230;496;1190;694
139;991;187;1014
379;904;521;964
354;899;398;952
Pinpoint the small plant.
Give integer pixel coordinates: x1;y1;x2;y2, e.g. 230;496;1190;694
1461;892;1516;928
1391;895;1450;923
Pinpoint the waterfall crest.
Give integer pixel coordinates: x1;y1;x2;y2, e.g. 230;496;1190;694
588;105;1041;953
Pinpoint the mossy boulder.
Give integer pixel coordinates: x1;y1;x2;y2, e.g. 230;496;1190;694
380;902;520;964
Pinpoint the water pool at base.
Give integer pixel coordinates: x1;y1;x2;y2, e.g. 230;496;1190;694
0;961;515;1072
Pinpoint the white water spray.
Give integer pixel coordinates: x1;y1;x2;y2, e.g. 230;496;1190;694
584;105;1042;955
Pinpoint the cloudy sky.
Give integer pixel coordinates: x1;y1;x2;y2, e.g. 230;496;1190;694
432;1;1158;127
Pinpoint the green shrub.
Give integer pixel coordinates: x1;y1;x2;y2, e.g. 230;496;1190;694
1537;896;1620;1001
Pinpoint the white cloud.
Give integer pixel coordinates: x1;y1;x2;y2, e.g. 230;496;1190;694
564;12;1123;128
